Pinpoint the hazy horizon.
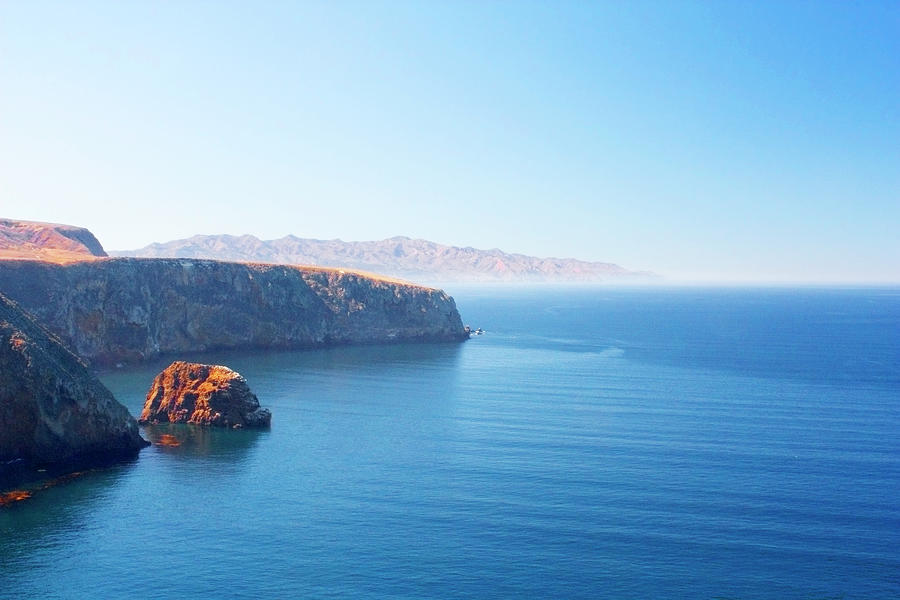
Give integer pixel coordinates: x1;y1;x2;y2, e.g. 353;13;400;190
104;228;897;286
2;1;897;283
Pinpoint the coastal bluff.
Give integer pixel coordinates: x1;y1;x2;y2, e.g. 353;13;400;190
0;258;468;365
0;293;148;470
140;361;271;428
0;218;107;263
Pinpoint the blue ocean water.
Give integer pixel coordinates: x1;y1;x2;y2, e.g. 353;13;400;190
1;287;898;599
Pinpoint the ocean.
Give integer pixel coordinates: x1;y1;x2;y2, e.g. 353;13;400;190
2;286;898;599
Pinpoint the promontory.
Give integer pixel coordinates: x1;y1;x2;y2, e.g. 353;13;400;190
0;257;468;365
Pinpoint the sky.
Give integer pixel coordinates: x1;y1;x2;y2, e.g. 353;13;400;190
1;1;897;283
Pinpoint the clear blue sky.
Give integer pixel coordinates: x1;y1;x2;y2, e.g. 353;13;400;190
1;1;897;282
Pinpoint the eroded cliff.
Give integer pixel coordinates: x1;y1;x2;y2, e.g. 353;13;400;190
0;293;148;469
0;258;467;365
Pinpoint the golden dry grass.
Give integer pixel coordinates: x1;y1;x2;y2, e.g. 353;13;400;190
0;248;105;264
250;261;432;289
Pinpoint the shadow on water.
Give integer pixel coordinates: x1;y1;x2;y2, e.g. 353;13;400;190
99;340;466;376
0;453;141;504
1;424;266;577
100;341;466;416
140;422;268;462
188;341;466;375
0;455;139;561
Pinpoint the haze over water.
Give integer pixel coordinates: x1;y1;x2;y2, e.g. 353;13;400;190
3;2;897;283
1;286;898;598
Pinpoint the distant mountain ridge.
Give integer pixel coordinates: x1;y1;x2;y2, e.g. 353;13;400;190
113;235;649;282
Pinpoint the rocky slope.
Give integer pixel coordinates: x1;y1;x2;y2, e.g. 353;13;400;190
0;219;107;263
140;361;271;428
0;258;468;365
0;293;148;470
113;234;648;282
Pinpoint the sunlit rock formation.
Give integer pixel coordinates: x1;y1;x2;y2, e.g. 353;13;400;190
139;361;271;428
0;293;148;471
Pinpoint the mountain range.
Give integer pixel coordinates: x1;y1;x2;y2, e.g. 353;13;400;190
113;235;650;283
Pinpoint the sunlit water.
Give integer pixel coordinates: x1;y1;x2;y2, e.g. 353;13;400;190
2;287;898;599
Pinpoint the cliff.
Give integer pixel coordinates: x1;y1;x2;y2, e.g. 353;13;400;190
0;258;468;365
140;361;271;428
0;219;108;264
0;293;148;470
113;234;651;282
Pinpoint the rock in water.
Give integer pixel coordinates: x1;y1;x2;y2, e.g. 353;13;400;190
0;293;148;469
140;361;271;428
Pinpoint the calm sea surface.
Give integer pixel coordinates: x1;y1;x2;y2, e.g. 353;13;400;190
2;287;898;599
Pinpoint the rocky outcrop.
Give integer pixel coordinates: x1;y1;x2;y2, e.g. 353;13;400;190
0;293;148;470
114;233;653;282
140;361;270;428
0;258;468;365
0;219;107;263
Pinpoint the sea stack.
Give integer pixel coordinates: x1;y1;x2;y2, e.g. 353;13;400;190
139;361;271;428
0;293;148;470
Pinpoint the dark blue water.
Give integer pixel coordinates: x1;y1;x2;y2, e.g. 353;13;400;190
2;287;898;599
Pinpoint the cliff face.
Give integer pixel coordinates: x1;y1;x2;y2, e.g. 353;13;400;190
0;258;467;365
0;219;108;263
0;293;148;468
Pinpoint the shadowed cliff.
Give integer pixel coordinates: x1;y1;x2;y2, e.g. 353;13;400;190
0;293;147;471
0;258;468;365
